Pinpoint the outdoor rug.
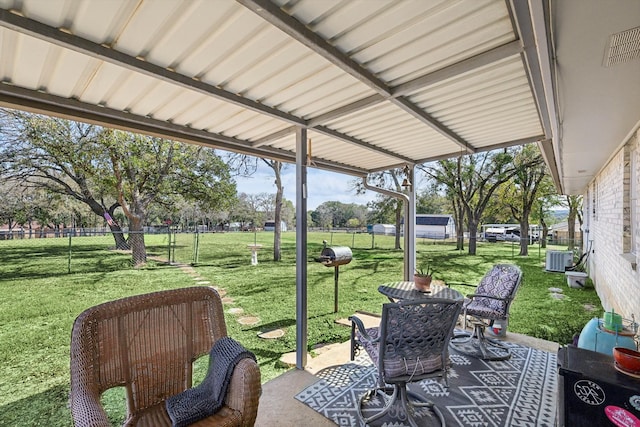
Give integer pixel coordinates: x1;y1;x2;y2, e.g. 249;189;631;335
295;339;557;427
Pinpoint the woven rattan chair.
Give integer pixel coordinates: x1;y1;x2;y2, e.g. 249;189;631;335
450;264;523;361
70;286;261;427
350;298;462;427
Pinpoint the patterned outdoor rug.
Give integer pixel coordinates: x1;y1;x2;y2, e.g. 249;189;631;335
295;339;557;427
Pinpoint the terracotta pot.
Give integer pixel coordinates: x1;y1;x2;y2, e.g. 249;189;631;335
613;346;640;373
413;274;432;291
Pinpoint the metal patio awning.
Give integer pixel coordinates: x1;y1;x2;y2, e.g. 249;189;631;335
0;0;559;186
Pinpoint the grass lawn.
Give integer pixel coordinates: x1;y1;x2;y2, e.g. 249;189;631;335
0;232;602;426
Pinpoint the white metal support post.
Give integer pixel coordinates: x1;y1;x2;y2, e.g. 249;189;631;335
295;127;308;369
404;166;416;280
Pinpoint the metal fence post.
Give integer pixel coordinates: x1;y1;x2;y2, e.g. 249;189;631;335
68;232;72;274
193;231;199;265
167;227;172;263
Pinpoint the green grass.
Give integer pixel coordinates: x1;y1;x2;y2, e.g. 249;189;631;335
0;232;602;426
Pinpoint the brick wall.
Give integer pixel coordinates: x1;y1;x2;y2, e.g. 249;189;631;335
585;129;640;320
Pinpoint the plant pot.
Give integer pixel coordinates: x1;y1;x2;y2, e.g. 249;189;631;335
413;274;432;291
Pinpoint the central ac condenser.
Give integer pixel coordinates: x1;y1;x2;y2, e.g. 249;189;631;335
545;250;573;272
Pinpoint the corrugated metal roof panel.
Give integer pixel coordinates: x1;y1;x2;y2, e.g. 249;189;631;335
0;0;556;178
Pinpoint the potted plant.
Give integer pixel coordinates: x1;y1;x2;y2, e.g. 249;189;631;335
414;263;434;291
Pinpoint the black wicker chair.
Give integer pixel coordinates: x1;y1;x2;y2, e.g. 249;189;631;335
350;298;462;427
450;264;523;361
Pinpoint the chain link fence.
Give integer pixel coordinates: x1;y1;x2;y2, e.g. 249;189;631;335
2;227;579;277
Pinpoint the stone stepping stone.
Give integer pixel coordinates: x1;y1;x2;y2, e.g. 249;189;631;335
237;316;260;326
258;329;285;339
551;292;565;300
228;307;244;315
548;287;563;293
583;303;597;311
196;281;210;285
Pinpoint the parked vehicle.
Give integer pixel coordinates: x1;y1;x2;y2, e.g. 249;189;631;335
504;228;521;242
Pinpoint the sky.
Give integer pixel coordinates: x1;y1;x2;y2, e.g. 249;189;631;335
232;162;378;210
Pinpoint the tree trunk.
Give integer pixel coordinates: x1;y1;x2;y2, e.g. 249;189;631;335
107;222;129;250
567;210;577;251
467;218;479;255
519;216;530;256
128;216;147;266
453;198;465;250
394;201;402;250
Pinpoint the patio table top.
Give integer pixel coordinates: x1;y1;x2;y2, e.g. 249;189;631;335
378;281;463;302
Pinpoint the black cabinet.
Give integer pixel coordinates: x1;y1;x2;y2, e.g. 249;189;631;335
557;346;640;426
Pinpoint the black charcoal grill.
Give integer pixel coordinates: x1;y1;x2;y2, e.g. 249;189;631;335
315;241;352;313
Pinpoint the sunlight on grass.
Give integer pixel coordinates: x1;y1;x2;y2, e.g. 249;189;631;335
0;232;602;425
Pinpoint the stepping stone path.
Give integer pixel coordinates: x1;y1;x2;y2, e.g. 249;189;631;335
583;303;597;311
237;316;260;326
153;260;254;333
149;260;277;340
258;329;285;339
548;287;565;299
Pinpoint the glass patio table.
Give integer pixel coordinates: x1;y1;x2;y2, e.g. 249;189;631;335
378;281;463;302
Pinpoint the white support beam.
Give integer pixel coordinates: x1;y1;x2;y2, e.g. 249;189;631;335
295;126;308;369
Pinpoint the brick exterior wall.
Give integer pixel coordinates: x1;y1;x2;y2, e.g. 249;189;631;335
584;129;640;320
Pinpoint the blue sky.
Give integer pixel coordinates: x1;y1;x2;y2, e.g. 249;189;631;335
233;162;378;210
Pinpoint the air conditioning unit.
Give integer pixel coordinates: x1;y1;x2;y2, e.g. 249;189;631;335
546;251;573;272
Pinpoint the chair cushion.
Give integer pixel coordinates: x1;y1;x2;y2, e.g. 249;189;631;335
471;266;520;315
383;354;443;378
357;327;443;379
464;299;504;320
356;327;380;364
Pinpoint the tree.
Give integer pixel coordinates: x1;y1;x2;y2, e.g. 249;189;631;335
225;154;287;261
0;111;129;248
265;159;284;261
564;195;583;251
0;110;235;265
102;129;236;265
416;185;449;215
422;150;520;255
530;177;561;249
502;144;548;255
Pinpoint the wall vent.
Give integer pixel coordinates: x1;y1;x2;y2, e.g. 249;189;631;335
545;250;573;272
603;26;640;67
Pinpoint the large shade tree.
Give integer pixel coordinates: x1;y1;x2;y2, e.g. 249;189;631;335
501;144;548;255
0;110;236;265
0;111;130;248
564;195;583;251
422;150;520;255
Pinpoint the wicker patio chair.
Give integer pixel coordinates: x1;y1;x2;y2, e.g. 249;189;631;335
350;298;462;427
70;286;261;427
449;264;523;361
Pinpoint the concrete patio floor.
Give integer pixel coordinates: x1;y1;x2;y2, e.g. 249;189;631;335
253;313;560;426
